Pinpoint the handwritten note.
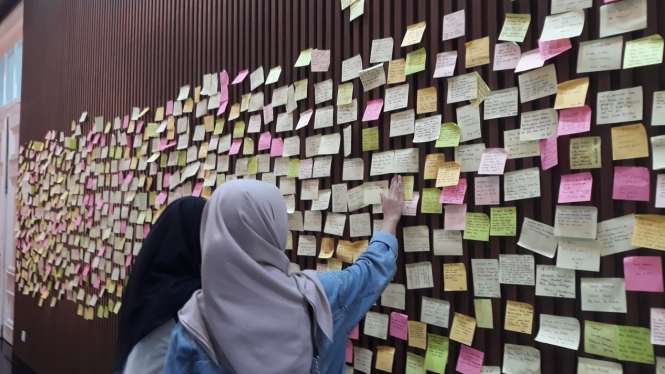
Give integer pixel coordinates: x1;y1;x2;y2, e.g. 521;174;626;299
570;136;601;169
402;21;426;47
442;9;465;40
504;167;541;201
624;34;664;68
540;9;585;41
518;64;558;103
471;259;501;298
558;105;591;135
465;37;490;68
535;314;580;350
555;77;589;109
456;345;484;374
611;123;648;160
450;313;477;346
475;176;500;205
505;300;533;334
632;215;665;251
520;108;558;141
597;86;643;125
493;42;521;71
559;172;592;203
484;88;518;119
599;0;647;38
433;51;457;78
500;254;535;286
503;344;540;374
464;213;490;241
624;256;663;292
556;239;601;272
536;265;575;298
577;36;624;73
499;14;531;43
613;166;650;201
581;278;627;313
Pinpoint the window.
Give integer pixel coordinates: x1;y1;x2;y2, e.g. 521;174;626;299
0;40;22;107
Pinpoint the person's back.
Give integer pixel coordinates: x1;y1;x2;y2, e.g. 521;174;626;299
165;176;403;374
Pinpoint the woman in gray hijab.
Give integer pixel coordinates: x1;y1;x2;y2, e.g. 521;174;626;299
165;175;403;374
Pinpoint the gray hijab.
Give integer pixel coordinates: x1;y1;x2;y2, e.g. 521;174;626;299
178;179;333;373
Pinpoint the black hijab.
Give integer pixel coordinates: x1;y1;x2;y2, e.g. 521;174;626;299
114;196;207;372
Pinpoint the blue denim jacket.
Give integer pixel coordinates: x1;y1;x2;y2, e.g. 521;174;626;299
164;231;398;374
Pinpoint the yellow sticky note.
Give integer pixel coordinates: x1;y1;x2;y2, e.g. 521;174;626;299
632;215;665;251
421;188;443;214
214;118;225;135
449;313;476;346
490;207;516;236
463;213;490;241
286;231;293;250
265;66;282;84
183;98;194;113
417;87;437;114
469;73;491;108
405;48;426;75
233;121;246;138
424;334;449;374
435;123;461;148
194;86;201;103
611;123;649;160
402;176;414;201
198;143;209;159
240;93;252;112
375;346;395;373
465;37;490;68
203;115;214;132
338;83;354;106
387;59;406;84
243;137;254;155
362;127;379;151
402;21;426;47
228;103;240;120
499;14;531;43
155;107;164;121
408;321;427;349
336;240;354;263
435;162;461;188
248;156;258;175
474;299;493;329
554;78;589;109
287;158;301;178
504;300;533;334
294;79;308;101
294;48;313;67
443;263;467;291
319;237;335;258
584;320;618;358
570;136;602;169
327;258;343;271
623;34;664;69
424;153;446;180
349;0;365;21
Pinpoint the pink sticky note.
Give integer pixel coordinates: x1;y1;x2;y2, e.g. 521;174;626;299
232;69;249;84
94;276;101;289
83;265;90;276
248;115;262;133
125;254;133;267
121;221;127;234
144;224;151;239
362;99;384;122
45;265;52;276
263;103;274;124
539;135;558;171
123;115;130;129
349;324;359;340
166;101;174;116
538;38;572;61
258;132;272;151
125;171;134;185
86;178;93;189
296;109;314;130
74;263;81;274
456;345;485;374
95;199;104;210
493;42;521;71
444;204;467;230
163;173;171;188
219;70;230;86
158;138;169;151
192;182;203;197
75;215;83;227
270;138;284;157
230;139;243;155
558;105;591;136
83;194;90;206
613;166;650;201
346;340;353;363
624;256;664;292
100;135;106;147
87;130;94;141
514;48;545;73
156;191;167;205
45;131;52;140
440;179;467;204
97;246;106;258
217;100;228;116
402;192;419;216
389;312;409;341
86;143;93;153
135;121;144;134
299;158;314;180
434;51;458;77
559;172;593;203
475;176;500;205
109;203;115;216
93;133;101;144
220;85;229;103
311;49;331;72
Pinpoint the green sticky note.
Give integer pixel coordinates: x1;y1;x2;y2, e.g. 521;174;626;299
160;153;168;168
584;321;618;359
362;127;379;151
149;191;157;206
405;48;426;75
287;159;301;178
214;119;225;135
490;207;516;236
435;123;461;148
248;156;258;175
146;122;159;138
405;352;426;374
294;48;313;67
402;176;414;200
469;73;491;108
421;188;442;214
474;299;493;329
147;152;160;163
114;147;123;159
617;325;654;364
233;121;246;139
464;213;490;241
69;138;77;149
178;151;187;167
424;334;448;374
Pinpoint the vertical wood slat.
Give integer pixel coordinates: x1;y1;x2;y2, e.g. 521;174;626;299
16;1;665;373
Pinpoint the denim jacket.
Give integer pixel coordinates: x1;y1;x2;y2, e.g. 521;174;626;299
164;231;398;374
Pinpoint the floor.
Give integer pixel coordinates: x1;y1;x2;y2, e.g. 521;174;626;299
0;340;35;374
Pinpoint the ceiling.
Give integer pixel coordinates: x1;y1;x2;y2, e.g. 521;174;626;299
0;0;19;23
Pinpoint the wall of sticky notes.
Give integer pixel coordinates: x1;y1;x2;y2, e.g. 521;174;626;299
15;0;665;373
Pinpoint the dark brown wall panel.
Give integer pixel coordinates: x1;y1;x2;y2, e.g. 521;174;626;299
17;1;665;374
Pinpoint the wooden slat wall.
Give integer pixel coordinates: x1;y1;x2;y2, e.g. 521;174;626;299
17;0;665;373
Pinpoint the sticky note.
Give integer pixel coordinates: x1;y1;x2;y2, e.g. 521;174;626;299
624;256;663;292
450;313;476;346
405;48;426;75
444;263;467;291
624;34;664;67
408;321;427;349
362;99;383;122
389;312;409;340
558;105;591;136
554;78;589;109
613;166;650;202
417;87;437;114
421;188;443;214
632;215;665;251
490;207;516;236
456;345;484;374
362;127;379;151
424;334;449;374
499;14;531;43
464;213;490;241
435;162;461;188
570;136;601;169
474;299;494;329
465;37;490;68
504;300;534;334
559;172;593;203
439;179;466;204
402;21;426;47
435;123;461;148
539;135;558;170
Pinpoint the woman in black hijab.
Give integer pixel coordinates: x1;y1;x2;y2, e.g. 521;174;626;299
115;196;207;374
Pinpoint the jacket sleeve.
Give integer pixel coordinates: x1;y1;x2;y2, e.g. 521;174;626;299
317;231;398;334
